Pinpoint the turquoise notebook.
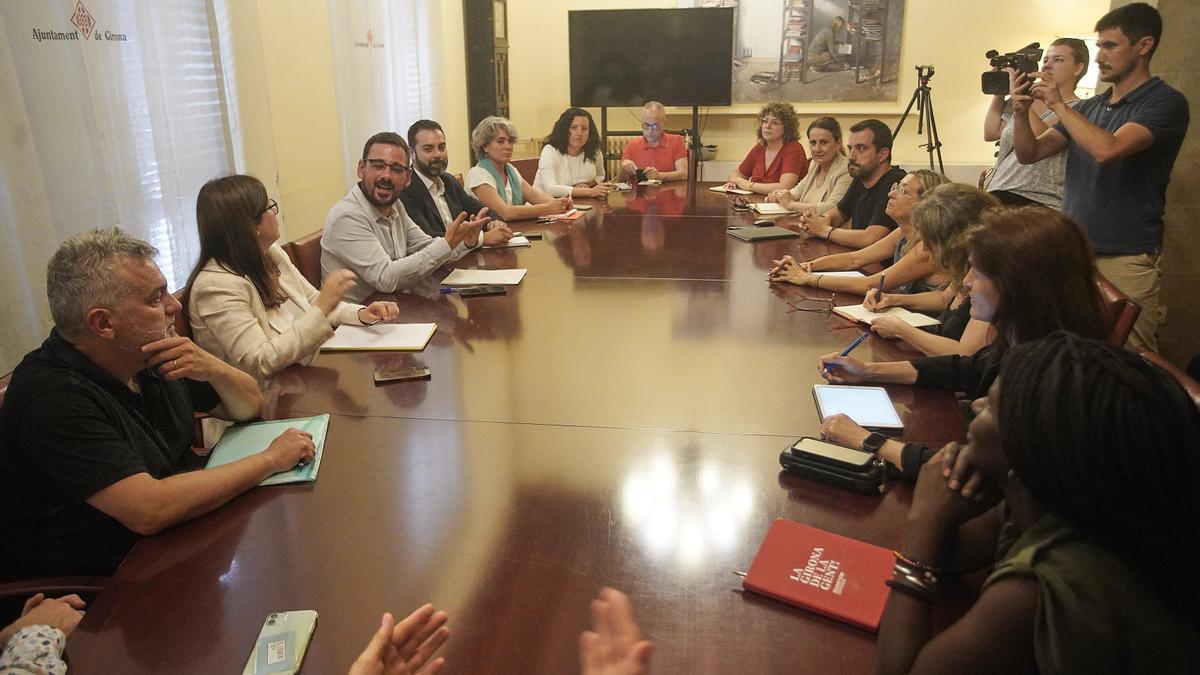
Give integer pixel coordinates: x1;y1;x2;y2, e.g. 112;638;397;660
205;414;329;486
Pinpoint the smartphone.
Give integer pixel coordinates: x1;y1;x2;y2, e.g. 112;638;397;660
242;610;317;675
373;365;432;384
459;285;507;298
790;437;874;470
512;231;544;240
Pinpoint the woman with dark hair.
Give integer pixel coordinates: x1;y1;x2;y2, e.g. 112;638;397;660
188;175;398;385
535;107;612;199
817;206;1106;478
876;331;1200;673
767;116;851;214
722;101;807;195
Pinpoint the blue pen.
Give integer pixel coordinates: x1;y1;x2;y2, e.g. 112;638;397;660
823;331;870;377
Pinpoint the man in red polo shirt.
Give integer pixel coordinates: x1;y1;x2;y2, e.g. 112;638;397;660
619;101;689;182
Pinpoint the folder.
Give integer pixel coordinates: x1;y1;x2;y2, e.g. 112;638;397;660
727;226;800;242
205;414;329;486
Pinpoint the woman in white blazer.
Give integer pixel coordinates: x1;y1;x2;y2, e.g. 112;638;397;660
187;175;398;385
766;116;853;215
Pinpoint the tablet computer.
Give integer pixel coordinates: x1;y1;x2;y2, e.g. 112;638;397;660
811;385;903;431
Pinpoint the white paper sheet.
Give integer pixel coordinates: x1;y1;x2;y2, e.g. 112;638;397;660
321;323;437;351
441;268;528;286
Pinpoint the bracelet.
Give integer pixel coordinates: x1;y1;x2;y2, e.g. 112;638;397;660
749;181;755;191
814;274;823;289
886;578;937;603
894;551;942;576
824;228;832;241
894;561;940;588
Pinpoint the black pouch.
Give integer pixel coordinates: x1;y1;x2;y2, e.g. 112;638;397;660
778;437;886;495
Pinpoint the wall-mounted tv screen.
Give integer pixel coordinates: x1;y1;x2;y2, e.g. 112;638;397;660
569;8;734;108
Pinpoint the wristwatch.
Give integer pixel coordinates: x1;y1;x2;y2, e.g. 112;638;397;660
862;432;887;455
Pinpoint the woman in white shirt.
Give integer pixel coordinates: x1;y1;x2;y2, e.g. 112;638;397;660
535;107;613;199
466;116;571;222
187;175;398;385
767;116;853;215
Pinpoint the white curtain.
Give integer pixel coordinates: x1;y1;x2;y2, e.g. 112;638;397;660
329;0;442;187
0;1;230;372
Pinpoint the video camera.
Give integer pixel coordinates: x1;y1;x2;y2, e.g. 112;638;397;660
981;43;1043;95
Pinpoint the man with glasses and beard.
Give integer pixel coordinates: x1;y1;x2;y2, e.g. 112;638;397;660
321;131;490;302
792;118;907;251
399;119;513;246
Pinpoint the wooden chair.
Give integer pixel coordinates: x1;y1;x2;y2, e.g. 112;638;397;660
1140;351;1200;411
511;158;539;186
1095;273;1140;348
283;231;323;288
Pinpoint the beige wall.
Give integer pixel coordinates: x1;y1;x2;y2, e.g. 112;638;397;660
505;0;1109;168
1153;0;1199;368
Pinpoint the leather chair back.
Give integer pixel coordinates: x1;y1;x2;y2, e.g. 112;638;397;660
284;231;324;288
1140;351;1200;411
1096;273;1140;348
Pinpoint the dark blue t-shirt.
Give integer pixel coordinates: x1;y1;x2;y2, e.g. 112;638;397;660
1057;77;1189;255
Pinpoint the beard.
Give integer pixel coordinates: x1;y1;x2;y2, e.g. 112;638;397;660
359;179;399;209
416;156;446;177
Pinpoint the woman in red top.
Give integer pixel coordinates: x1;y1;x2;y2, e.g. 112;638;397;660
723;102;807;195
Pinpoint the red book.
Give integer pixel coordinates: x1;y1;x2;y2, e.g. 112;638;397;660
743;519;894;632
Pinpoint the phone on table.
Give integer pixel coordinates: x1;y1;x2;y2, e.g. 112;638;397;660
459;285;507;298
790;437;875;470
242;610;317;675
373;365;432;384
512;231;543;240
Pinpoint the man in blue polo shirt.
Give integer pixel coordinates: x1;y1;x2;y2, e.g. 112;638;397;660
1012;3;1188;351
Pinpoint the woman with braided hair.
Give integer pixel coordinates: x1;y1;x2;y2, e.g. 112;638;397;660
876;331;1200;673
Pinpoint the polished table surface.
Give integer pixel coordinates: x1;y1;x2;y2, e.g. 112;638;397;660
67;183;968;674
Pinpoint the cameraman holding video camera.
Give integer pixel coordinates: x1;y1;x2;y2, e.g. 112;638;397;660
1012;3;1188;353
982;38;1088;209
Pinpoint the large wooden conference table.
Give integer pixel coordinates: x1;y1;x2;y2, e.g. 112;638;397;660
67;183;969;674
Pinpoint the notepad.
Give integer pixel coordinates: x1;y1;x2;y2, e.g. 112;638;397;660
812;385;903;431
205;414;329;486
710;185;753;195
482;235;531;249
321;323;437;351
833;304;940;328
743;519;894;632
819;271;866;278
441;268;527;286
727;226;800;242
750;202;792;215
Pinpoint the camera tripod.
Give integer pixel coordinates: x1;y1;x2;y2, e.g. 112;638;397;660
893;65;944;174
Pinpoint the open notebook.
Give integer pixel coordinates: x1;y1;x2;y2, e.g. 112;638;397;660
833;304;940;328
205;414;329;486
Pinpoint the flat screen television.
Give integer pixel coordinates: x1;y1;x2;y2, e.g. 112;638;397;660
569;8;734;108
